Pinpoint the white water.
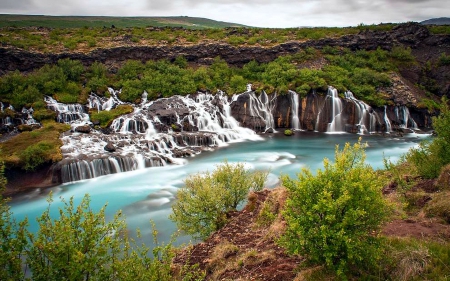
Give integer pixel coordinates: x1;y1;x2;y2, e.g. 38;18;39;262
237;89;276;133
395;105;418;130
384;106;392;133
317;87;344;133
289;90;301;130
344;91;378;134
50;91;262;183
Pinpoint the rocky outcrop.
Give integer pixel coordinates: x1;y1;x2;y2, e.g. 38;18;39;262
1;23;448;75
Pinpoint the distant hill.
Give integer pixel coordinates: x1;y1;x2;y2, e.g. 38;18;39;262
421;17;450;25
0;14;247;29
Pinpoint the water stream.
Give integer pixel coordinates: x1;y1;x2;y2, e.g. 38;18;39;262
9;132;428;246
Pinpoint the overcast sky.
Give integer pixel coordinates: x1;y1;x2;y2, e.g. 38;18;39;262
1;0;448;28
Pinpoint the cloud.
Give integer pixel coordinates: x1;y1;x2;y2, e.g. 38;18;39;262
0;0;448;27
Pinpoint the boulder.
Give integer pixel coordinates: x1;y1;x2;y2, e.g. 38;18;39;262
104;142;116;152
75;125;91;133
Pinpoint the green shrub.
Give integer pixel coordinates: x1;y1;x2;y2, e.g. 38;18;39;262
281;139;389;276
170;161;268;239
90;104;134;128
19;141;54;170
406;99;450;178
284;129;293;136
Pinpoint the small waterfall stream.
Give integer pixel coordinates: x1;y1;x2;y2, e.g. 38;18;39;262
289;91;300;130
344;91;378;134
384;106;392;133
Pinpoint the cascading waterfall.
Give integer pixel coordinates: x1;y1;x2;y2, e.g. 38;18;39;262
288;90;301;130
395;105;418;130
87;88;124;112
384;106;392;133
235;89;276;133
318;86;344;133
45;96;89;127
344;91;378;134
50;90;262;183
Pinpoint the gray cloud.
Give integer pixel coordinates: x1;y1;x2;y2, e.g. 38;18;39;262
0;0;448;27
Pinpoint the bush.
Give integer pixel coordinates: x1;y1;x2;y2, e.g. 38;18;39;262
170;161;268;239
89;104;134;128
19;141;54;171
406;98;450;178
281;139;389;276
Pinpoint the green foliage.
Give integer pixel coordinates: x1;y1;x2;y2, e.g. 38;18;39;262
0;121;69;170
27;194;126;280
0;160;29;281
405;98;450;178
438;52;450;66
170;161;268;239
281;139;389;276
19;141;56;171
284;129;293;136
90;104;134;128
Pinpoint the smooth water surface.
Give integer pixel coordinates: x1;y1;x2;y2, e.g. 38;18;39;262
9;132;428;245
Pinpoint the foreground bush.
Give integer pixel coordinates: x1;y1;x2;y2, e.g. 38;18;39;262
170;161;268;239
0;188;204;280
281;139;390;277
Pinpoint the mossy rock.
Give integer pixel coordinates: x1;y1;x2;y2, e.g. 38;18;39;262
284;129;294;136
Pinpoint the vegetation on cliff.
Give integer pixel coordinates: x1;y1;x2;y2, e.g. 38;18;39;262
170;161;268;240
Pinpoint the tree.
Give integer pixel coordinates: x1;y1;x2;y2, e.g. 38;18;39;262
26;194;128;281
0;160;29;281
170;161;268;239
281;139;389;277
405;98;450;178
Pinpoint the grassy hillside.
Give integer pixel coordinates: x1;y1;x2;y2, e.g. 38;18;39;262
0;14;246;29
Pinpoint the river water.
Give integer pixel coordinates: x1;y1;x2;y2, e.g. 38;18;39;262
9;131;428;246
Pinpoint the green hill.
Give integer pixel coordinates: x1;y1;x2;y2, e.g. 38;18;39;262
0;14;247;29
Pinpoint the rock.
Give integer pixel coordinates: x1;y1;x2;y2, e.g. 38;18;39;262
265;128;274;133
104;142;116;152
284;129;294;136
75;125;91;133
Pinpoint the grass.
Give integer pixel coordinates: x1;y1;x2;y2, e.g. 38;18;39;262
89;104;134;128
0;120;70;169
0;22;398;53
0;15;246;29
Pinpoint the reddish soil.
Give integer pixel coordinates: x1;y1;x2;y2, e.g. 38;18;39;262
173;189;303;281
382;219;450;240
174;180;450;280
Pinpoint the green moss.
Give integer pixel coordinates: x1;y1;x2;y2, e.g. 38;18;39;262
0;121;70;170
284;129;294;136
90;105;134;128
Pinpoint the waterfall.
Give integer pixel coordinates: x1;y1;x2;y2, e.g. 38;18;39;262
235;91;276;132
52;90;262;183
395;105;418;130
288;91;300;130
384;106;392;133
45;96;90;127
344;91;378;134
325;87;344;133
59;155;164;183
